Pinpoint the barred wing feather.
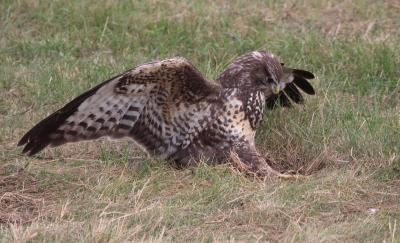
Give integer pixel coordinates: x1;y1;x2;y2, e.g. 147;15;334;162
18;57;221;157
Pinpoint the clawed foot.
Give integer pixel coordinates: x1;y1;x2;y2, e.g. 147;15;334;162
277;173;309;180
227;151;310;179
258;166;309;180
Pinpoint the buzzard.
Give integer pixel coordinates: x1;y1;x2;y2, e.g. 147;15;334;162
18;50;315;177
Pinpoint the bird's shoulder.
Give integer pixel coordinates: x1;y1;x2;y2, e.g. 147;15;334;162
113;57;221;98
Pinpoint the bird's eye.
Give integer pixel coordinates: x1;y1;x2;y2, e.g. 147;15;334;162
266;78;276;88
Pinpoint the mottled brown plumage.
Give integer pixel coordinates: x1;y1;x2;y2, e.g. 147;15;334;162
18;50;315;177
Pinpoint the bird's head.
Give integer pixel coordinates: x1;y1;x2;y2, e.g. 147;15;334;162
215;50;284;96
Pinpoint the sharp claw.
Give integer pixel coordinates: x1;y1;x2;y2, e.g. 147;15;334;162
278;174;309;179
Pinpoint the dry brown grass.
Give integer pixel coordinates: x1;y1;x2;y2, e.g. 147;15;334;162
1;0;399;242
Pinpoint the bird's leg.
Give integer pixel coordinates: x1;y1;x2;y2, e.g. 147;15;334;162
256;162;309;179
229;145;308;179
255;162;280;177
229;148;279;177
257;159;309;179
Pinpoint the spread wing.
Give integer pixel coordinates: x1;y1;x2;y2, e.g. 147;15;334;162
266;64;315;109
18;57;221;157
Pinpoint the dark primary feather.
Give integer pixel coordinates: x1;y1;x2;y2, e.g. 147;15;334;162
293;69;315;80
18;75;119;154
265;92;291;109
292;71;315;95
282;83;303;104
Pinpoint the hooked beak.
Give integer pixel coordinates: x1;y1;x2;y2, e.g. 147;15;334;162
273;87;280;94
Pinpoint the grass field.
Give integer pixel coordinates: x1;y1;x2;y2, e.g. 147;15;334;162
1;0;399;242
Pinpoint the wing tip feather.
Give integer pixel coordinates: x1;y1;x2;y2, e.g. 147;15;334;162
293;69;315;79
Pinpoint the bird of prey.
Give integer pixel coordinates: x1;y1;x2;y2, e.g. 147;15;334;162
18;50;315;177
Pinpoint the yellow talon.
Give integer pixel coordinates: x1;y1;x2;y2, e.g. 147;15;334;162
278;174;309;180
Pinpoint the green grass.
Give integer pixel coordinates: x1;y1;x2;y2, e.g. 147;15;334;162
1;0;399;242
